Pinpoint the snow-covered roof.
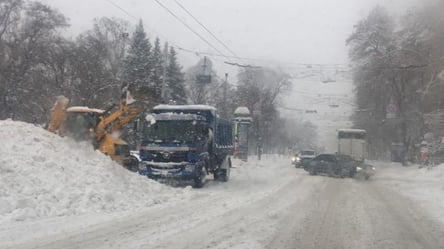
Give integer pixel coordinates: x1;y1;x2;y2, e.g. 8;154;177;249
234;106;251;115
337;128;366;133
154;105;216;111
67;106;105;114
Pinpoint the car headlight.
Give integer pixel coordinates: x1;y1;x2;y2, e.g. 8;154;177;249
356;166;362;171
184;164;195;172
371;167;376;171
291;157;296;162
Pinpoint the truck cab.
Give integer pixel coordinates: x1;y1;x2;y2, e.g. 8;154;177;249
138;105;233;187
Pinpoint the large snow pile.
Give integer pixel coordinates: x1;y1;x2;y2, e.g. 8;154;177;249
0;120;193;223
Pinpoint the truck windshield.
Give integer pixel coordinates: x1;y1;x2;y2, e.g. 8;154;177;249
144;120;203;144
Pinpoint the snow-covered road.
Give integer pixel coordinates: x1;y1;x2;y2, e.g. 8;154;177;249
3;156;444;249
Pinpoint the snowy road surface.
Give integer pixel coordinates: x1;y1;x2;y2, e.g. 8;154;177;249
3;157;444;249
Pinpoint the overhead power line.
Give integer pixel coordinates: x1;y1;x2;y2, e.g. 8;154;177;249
103;0;184;50
153;0;234;63
172;0;240;59
103;0;351;69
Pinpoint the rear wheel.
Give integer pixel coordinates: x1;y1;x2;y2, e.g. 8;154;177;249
214;156;231;182
219;167;230;182
193;167;206;188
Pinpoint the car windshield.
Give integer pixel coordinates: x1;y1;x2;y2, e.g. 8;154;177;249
300;151;315;156
3;0;444;248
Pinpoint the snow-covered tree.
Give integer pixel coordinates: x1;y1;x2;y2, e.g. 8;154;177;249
123;20;154;97
236;67;291;152
166;47;187;104
150;37;164;104
0;0;68;122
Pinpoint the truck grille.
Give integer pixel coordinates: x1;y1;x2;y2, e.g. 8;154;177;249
151;151;188;163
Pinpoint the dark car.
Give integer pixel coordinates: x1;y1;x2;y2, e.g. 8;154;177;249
303;153;356;178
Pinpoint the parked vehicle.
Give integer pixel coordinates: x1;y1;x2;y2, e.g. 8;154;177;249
304;153;356;178
292;150;316;168
138;105;234;188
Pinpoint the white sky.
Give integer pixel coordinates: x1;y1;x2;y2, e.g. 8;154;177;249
39;0;422;78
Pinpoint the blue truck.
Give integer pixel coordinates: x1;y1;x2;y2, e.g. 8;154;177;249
138;105;234;187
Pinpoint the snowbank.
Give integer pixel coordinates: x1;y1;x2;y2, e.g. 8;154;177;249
373;162;444;224
0;120;193;223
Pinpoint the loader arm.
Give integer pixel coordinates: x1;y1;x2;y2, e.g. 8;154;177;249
95;103;144;142
111;105;144;133
47;96;69;135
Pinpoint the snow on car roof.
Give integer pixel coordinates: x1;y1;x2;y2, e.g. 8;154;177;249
67;106;105;113
154;104;216;111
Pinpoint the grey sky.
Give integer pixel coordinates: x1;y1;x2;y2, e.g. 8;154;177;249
40;0;422;77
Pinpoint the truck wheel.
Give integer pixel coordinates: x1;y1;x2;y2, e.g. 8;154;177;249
220;167;230;182
213;171;220;181
193;168;206;188
216;156;231;182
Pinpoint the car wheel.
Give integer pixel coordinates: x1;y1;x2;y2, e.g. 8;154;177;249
309;168;317;175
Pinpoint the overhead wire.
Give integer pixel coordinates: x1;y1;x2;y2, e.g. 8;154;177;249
153;0;235;63
103;0;354;70
103;0;186;50
104;0;237;66
172;0;241;60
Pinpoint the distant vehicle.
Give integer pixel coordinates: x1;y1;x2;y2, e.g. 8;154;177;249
337;129;367;162
303;153;356;178
292;150;316;168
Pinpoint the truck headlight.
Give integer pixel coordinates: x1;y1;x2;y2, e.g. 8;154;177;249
356;166;362;171
184;165;195;172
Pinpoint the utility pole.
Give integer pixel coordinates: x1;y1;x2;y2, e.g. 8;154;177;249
222;73;228;117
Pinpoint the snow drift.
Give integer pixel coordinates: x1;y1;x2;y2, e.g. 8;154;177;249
373;162;444;224
0;120;192;223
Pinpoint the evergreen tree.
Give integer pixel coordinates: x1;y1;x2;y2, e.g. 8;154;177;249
123;20;153;96
151;37;163;103
166;47;187;104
